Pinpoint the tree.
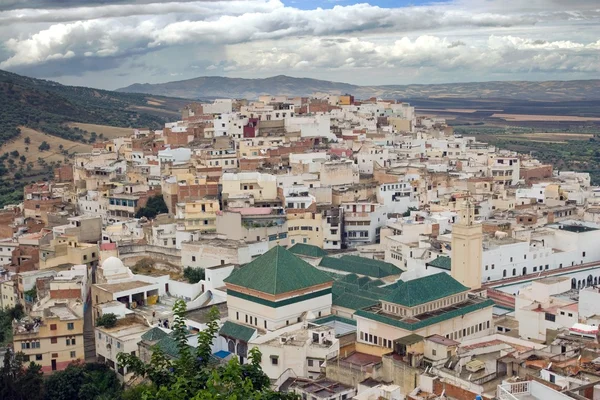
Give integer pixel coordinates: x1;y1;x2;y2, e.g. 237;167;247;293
19;155;26;164
24;147;28;153
38;142;50;152
0;349;44;400
10;150;19;158
95;313;117;328
24;137;30;145
58;144;63;151
118;300;297;400
183;267;205;284
402;207;418;217
134;194;168;219
44;361;121;400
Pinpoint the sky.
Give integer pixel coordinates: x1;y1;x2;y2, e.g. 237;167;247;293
0;0;598;90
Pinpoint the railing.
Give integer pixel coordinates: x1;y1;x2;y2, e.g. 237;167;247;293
497;382;530;400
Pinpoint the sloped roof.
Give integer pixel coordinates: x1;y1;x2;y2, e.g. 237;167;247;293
224;246;333;295
219;321;256;342
289;243;328;258
141;327;167;342
426;256;451;271
355;299;495;331
383;273;469;307
154;335;193;359
334;293;379;311
319;255;402;278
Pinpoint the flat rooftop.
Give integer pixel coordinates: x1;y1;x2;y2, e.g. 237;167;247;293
95;280;154;294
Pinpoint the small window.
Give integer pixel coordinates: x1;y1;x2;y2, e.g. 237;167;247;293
36;354;42;361
51;337;57;344
270;356;279;365
50;324;57;330
70;351;76;358
308;359;314;367
67;323;74;330
568;313;573;317
192;256;196;262
432;349;437;356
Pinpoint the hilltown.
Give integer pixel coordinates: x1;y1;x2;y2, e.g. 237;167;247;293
2;93;600;400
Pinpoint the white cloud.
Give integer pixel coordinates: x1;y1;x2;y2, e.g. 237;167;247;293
0;0;598;86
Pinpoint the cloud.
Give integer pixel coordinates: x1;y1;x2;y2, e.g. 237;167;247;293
0;0;598;86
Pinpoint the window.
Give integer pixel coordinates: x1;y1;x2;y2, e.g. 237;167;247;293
36;354;42;361
545;313;556;322
50;324;57;330
270;356;279;365
70;351;76;358
51;337;57;344
432;349;437;356
308;359;314;367
67;323;74;330
192;256;196;262
568;313;573;317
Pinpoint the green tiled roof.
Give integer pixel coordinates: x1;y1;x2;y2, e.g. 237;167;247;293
426;256;451;271
355;299;495;331
311;314;357;326
154;335;193;359
334;293;379;310
319;255;402;278
224;246;333;295
289;243;328;258
384;273;469;307
219;321;256;342
141;327;168;342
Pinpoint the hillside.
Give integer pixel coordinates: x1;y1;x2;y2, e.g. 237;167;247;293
0;69;187;147
117;75;600;102
0;69;187;207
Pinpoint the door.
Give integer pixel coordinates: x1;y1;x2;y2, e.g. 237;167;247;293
51;359;57;371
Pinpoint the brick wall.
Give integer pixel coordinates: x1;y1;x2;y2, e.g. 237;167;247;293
54;164;74;183
50;289;81;299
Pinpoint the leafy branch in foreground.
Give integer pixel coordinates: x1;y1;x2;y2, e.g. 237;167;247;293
118;299;298;400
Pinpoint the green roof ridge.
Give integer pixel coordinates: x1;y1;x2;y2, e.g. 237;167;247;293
219;321;256;342
383;273;469;307
289;243;328;258
141;327;168;341
355;299;494;331
224;246;333;295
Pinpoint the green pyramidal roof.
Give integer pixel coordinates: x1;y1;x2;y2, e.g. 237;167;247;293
224;246;333;296
289;243;328;258
383;273;469;307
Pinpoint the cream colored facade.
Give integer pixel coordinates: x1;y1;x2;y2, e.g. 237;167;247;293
287;211;324;247
0;279;16;309
451;200;482;290
39;236;99;269
13;304;84;373
176;199;220;232
221;172;278;203
320;160;359;187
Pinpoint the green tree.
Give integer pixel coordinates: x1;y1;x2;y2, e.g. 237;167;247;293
0;349;44;400
38;142;50;152
183;267;205;284
118;300;297;400
44;361;121;400
134;194;169;219
95;313;117;328
24;137;30;145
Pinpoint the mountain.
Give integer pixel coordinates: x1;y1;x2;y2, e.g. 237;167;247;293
0;69;188;146
117;75;359;100
117;75;600;102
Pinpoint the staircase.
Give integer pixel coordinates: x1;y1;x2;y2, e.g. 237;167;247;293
83;299;97;362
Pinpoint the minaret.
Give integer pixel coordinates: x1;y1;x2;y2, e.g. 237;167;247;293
451;198;482;290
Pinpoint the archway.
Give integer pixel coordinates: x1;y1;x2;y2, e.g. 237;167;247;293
522;267;527;276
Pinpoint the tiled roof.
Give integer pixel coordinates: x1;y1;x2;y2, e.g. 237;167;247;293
355;299;495;331
141;327;167;342
426;256;451;271
289;243;328;258
219;321;256;342
334;293;379;311
383;273;469;307
224;246;333;295
319;255;402;278
154;335;192;359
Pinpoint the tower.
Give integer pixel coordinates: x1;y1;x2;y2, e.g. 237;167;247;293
451;198;482;290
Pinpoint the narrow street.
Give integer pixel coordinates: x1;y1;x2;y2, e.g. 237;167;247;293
83;298;96;363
